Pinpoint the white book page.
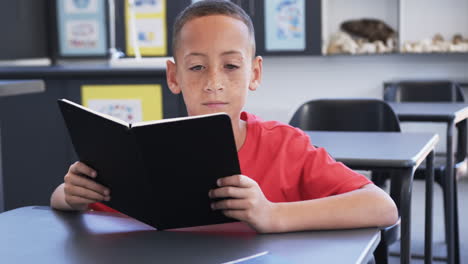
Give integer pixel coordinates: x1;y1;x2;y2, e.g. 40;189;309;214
131;112;229;128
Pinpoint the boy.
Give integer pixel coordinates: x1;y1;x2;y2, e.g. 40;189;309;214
51;0;398;233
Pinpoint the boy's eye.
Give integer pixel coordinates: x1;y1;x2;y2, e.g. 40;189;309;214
189;65;204;71
225;64;239;70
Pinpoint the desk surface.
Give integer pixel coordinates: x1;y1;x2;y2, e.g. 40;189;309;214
389;102;468;123
0;80;45;97
0;206;380;264
307;131;439;169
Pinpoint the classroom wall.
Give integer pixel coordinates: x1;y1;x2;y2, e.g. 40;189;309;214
245;55;468;123
401;0;468;42
244;55;468;153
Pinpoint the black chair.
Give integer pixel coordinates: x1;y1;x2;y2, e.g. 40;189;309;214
384;81;464;103
384;81;466;262
289;98;401;132
289;98;401;264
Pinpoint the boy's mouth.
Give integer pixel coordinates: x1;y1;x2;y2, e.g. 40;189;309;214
202;101;228;109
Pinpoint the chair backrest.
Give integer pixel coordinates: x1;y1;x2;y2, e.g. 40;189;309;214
383;80;466;163
289;98;401;132
383;81;465;102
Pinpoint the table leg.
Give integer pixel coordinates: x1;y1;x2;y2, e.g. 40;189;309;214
425;150;434;264
453;119;465;264
390;167;414;264
445;122;456;264
0;126;3;212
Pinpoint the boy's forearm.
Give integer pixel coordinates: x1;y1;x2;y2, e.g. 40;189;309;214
271;184;398;233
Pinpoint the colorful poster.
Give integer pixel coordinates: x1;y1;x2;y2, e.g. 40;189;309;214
57;0;107;56
125;0;167;56
88;99;143;123
265;0;306;51
81;84;163;123
65;20;99;50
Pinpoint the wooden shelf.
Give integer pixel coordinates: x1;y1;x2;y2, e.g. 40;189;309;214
321;0;468;56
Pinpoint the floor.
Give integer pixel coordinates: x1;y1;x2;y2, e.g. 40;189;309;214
388;178;468;264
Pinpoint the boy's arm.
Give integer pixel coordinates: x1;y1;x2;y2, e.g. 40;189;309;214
50;183;77;210
209;175;398;233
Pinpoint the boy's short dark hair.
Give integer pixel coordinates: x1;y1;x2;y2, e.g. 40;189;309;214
172;0;256;60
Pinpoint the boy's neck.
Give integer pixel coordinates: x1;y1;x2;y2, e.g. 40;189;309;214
232;119;247;151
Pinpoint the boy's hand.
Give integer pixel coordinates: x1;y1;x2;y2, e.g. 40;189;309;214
63;161;111;210
209;175;278;233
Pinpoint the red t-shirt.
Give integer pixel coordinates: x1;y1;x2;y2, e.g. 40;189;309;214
89;112;371;211
238;112;371;203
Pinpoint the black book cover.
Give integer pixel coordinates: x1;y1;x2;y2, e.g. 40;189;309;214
58;99;240;229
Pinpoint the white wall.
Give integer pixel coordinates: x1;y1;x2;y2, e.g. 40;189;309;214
401;0;468;42
245;54;468;123
244;54;468;153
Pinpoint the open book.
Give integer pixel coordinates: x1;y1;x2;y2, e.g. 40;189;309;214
58;99;240;229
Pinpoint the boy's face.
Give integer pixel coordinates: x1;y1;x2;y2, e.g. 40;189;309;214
166;15;262;120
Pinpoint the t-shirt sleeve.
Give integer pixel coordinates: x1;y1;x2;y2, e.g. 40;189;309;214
88;202;119;213
297;132;372;200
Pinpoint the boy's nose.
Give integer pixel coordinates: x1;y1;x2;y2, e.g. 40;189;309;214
204;73;224;92
204;85;224;92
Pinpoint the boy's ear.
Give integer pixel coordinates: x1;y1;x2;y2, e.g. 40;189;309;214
249;56;263;91
166;59;181;94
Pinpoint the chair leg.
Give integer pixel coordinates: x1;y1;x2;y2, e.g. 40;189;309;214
374;241;389;264
442;182;450;243
453;178;460;264
372;172;388;188
441;175;460;264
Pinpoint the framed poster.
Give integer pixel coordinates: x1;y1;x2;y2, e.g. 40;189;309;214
81;84;163;123
252;0;321;56
56;0;108;57
125;0;167;57
265;0;306;51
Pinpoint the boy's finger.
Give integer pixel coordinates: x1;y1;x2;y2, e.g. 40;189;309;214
209;186;246;199
211;198;246;210
66;174;110;196
66;195;101;206
222;209;246;221
65;185;108;202
217;175;254;188
70;161;97;178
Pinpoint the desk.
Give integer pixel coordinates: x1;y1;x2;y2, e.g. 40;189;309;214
0;206;380;264
390;102;468;264
0;80;45;212
0;80;45;97
306;131;439;264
